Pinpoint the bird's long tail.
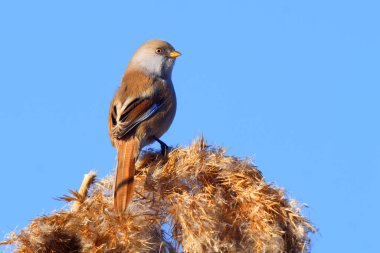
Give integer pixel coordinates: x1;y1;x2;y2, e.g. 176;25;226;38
114;137;139;216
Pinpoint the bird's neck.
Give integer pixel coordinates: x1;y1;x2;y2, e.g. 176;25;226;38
127;65;172;81
124;68;172;86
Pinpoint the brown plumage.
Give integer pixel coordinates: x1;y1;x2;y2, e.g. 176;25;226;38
113;138;139;213
108;40;181;216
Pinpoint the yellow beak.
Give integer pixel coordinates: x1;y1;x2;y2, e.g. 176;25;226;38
169;51;182;58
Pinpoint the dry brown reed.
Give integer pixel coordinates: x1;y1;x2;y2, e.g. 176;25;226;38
1;137;315;252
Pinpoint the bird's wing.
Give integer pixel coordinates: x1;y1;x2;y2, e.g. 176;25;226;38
110;97;163;139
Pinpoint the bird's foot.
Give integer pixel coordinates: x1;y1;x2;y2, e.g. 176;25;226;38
153;136;169;157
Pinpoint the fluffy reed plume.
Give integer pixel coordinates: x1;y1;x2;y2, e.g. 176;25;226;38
1;137;315;252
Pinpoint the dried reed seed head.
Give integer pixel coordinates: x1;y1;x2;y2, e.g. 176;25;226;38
1;137;315;253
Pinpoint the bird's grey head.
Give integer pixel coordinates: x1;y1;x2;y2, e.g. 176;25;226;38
129;40;181;79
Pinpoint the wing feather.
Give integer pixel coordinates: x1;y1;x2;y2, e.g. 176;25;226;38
112;98;163;139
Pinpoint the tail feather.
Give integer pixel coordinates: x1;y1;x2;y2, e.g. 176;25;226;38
114;137;139;216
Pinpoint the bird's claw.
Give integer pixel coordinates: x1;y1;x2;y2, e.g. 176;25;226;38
153;136;169;158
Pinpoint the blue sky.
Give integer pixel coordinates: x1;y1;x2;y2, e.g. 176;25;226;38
0;1;379;252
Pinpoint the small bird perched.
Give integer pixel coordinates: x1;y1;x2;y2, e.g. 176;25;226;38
108;40;181;216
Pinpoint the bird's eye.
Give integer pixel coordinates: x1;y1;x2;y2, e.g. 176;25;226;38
155;48;162;54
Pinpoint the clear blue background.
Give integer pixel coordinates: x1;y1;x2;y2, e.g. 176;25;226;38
1;1;379;252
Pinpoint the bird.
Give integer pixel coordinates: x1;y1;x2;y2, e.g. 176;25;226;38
108;40;181;216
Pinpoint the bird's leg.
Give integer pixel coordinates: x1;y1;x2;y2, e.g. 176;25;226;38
153;136;169;157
